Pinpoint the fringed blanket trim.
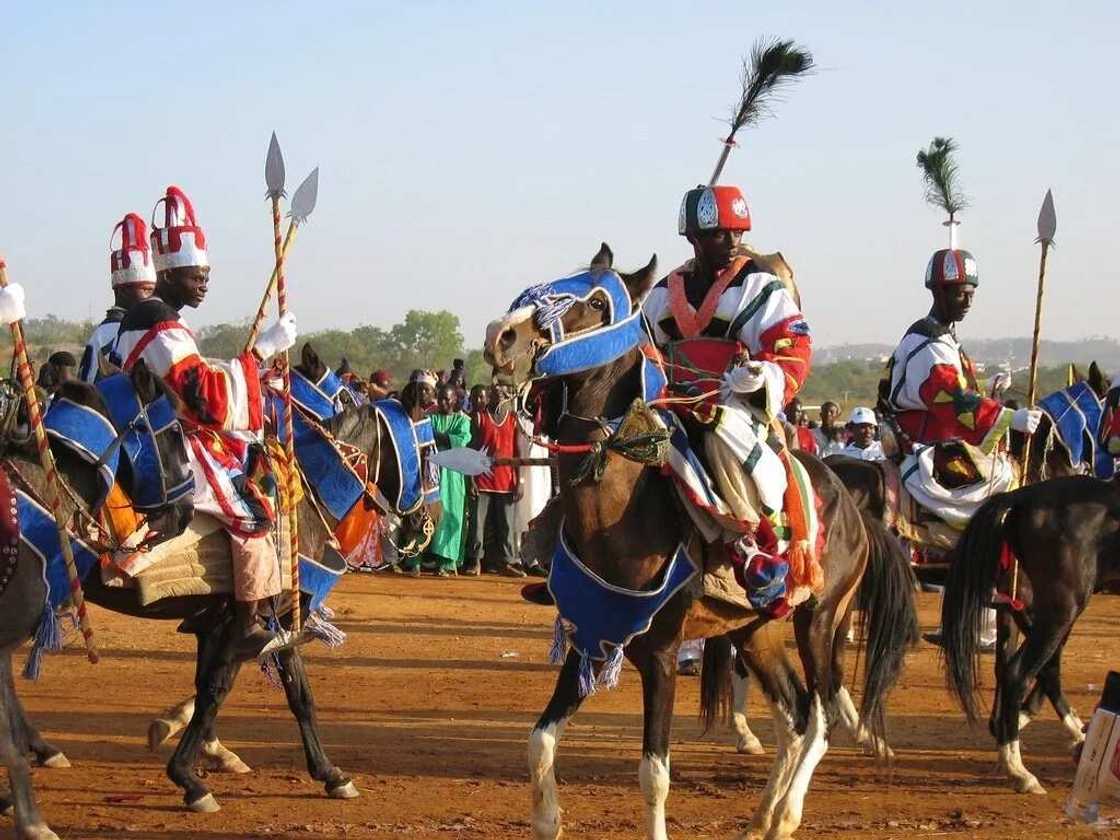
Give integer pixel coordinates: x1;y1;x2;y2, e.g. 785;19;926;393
547;523;696;697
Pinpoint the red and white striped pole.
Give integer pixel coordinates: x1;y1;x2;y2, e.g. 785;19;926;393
0;258;98;663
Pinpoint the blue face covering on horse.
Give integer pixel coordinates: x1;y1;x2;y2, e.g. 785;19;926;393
1040;381;1114;480
547;526;696;697
509;270;647;379
374;399;439;513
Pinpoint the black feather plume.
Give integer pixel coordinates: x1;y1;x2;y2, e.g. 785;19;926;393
916;137;968;219
727;38;815;138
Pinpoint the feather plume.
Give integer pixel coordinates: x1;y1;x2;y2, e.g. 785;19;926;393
916;137;968;219
727;38;815;137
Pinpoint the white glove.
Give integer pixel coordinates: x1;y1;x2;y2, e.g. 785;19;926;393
989;371;1012;398
254;312;298;359
722;363;766;395
0;284;27;325
1011;407;1042;434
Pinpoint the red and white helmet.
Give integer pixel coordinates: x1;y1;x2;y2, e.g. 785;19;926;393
109;213;156;287
678;185;752;236
150;186;208;272
924;248;978;289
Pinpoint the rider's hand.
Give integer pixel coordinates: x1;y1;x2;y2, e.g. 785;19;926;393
254;312;298;360
722;363;766;395
1011;407;1042;434
0;283;27;326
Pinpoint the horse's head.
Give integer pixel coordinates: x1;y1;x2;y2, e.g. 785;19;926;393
49;361;194;541
484;243;658;387
295;342;329;382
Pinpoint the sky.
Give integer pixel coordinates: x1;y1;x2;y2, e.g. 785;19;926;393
3;1;1118;352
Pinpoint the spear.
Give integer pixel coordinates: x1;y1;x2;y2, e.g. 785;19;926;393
1026;189;1057;408
708;37;814;186
0;259;98;663
263;133;303;635
244;166;319;353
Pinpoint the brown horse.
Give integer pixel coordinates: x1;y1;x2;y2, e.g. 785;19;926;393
484;245;917;840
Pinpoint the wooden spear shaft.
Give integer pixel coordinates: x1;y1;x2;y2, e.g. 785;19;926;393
1020;241;1051;486
244;221;298;354
0;260;98;663
270;197;301;635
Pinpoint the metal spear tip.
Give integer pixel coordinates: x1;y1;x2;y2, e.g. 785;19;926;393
1036;188;1056;245
265;131;286;199
289;167;319;224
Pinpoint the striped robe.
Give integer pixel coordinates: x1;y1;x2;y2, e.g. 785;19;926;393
112;297;278;599
78;307;127;384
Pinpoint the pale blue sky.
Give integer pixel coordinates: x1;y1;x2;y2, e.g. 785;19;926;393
3;2;1117;349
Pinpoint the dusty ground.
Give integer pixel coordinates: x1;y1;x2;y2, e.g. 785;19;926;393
8;574;1120;839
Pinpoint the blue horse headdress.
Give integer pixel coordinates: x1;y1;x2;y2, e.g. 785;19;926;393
509;269;647;379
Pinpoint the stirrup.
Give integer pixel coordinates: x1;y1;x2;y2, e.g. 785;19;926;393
256;627;316;660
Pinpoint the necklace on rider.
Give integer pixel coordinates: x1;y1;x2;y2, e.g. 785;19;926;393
667;256;747;338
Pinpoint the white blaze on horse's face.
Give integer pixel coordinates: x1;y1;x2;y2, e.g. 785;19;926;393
484;305;545;384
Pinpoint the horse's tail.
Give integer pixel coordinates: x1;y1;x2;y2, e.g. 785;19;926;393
699;634;734;734
856;511;920;742
942;491;1016;722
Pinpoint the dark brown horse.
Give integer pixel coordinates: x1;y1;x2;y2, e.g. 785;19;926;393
485;245;917;840
144;342;440;768
941;476;1120;793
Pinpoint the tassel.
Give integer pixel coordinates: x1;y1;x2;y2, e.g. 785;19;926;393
306;611;347;648
597;645;625;691
259;654;283;689
548;616;568;665
317;604;336;621
577;651;597;698
23;607;63;681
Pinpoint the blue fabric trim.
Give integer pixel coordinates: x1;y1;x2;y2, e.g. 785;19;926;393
641;352;667;403
547;524;695;664
291;368;345;421
534;311;645;378
1039;382;1114;479
44;398;118;508
291;411;365;520
375;399;433;514
16;490;99;612
298;550;347;613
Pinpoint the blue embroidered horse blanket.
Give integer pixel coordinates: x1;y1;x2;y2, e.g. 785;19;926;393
1039;382;1115;480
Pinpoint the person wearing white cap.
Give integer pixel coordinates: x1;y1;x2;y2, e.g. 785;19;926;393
78;213;157;383
112;185;299;658
841;407;885;461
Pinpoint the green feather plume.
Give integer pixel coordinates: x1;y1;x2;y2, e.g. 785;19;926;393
728;38;815;137
916;137;968;219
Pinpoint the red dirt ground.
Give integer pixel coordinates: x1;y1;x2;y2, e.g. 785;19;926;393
8;575;1119;839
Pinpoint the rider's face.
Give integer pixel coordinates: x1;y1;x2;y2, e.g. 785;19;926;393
933;284;974;324
690;228;743;271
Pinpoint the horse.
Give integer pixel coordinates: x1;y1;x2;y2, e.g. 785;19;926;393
940;475;1120;793
0;361;363;827
0;362;192;839
143;341;440;769
484;244;917;840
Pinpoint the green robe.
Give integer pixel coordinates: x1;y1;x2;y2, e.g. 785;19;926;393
429;411;472;568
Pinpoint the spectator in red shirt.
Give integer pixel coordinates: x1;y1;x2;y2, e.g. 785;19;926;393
785;397;818;454
466;384;525;577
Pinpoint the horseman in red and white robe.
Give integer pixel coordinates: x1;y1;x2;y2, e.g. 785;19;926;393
78;214;157;384
113;186;298;656
643;184;812;563
880;247;1041;528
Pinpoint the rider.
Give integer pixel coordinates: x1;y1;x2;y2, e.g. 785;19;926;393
642;184;812;580
112;185;299;657
879;247;1041;528
78;214;157;384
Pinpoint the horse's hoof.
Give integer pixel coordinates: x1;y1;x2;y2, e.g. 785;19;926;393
1013;776;1047;796
217;756;252;775
20;823;60;840
148;719;174;752
1;799;13;817
1017;711;1033;731
39;751;71;769
736;736;765;756
327;779;360;800
187;793;221;813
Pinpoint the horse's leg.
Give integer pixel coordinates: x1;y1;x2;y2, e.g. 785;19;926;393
148;696;194;751
767;591;853;839
528;651;586;840
201;718;252;774
166;623;241;812
994;610;1073;795
7;687;68;769
0;653;57;840
733;623;807;840
627;637;678;840
273;647;357;799
1035;634;1085;746
731;656;764;755
828;613;892;759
